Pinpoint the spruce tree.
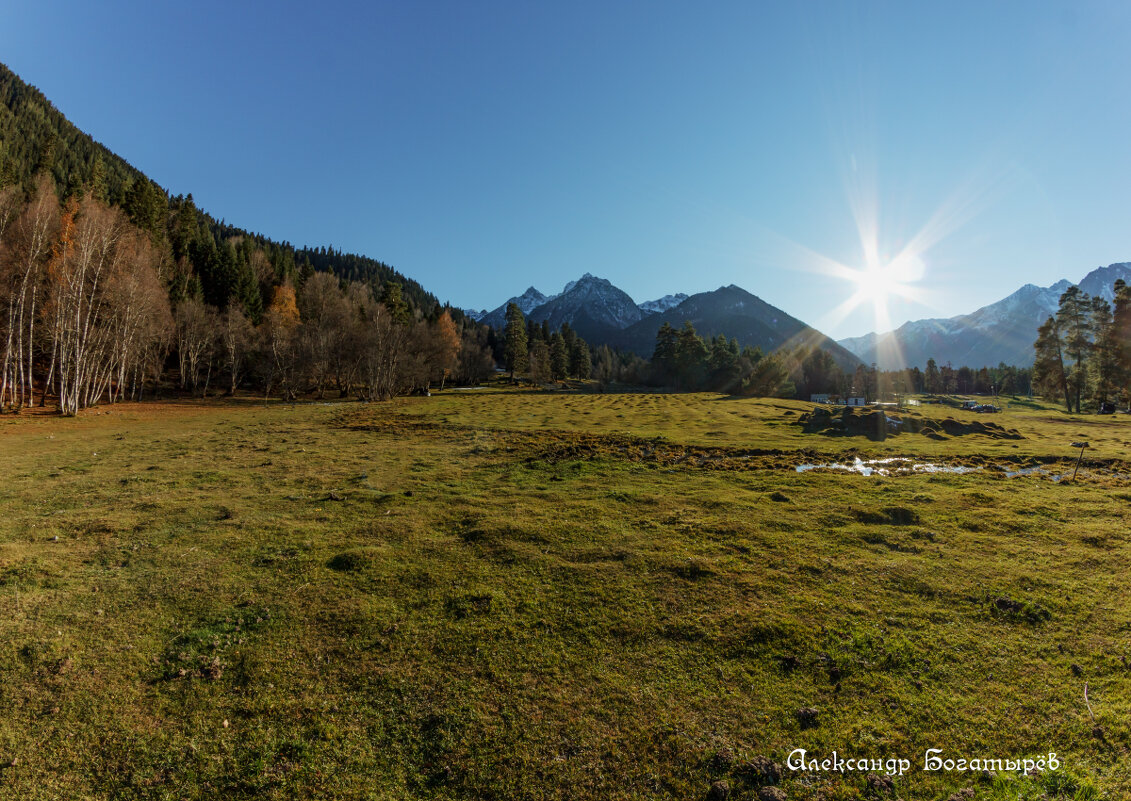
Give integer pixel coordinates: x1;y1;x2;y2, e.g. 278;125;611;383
89;154;108;203
503;302;528;380
561;322;576;351
529;340;551;384
380;282;411;325
236;261;264;323
1089;295;1117;407
674;321;708;389
569;337;591;379
549;331;569;380
925;358;940;393
651;322;677;384
708;334;740;391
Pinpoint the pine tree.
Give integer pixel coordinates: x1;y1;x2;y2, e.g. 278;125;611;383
924;358;940;394
236;260;264;323
529;339;551;384
1089;295;1117;407
708;333;740;391
125;178;166;241
593;345;617;388
503;302;528;380
380;282;411;326
1057;286;1092;412
549;331;569;380
743;353;794;398
560;322;576;351
1033;316;1069;410
1112;279;1131;404
674;321;708;388
569;337;591;379
88;154;108;203
651;322;678;384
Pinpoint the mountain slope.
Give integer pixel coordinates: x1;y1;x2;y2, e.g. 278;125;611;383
639;293;688;314
0;61;441;313
473;274;861;369
1079;262;1131;301
478;274;646;341
526;274;644;341
478;286;553;329
839;263;1131;369
612;285;862;370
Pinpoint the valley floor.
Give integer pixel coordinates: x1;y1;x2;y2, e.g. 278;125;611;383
0;390;1128;800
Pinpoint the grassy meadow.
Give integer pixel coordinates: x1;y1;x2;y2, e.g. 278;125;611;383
0;389;1129;800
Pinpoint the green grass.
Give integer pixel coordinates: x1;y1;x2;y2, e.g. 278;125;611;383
0;390;1128;799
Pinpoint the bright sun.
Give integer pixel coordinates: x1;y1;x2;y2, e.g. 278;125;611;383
853;262;892;302
848;253;926;304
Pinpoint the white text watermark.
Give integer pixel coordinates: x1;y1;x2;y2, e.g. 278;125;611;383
787;749;1060;777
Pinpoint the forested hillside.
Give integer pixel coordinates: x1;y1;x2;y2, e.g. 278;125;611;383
0;61;440;315
0;61;504;414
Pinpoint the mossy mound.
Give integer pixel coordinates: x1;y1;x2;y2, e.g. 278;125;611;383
797;406;1024;441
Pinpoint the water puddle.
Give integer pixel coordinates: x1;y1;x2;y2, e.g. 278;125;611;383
796;458;1079;481
795;457;980;476
1002;466;1046;478
1000;466;1074;482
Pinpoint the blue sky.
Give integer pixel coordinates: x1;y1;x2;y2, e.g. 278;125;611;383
2;1;1130;337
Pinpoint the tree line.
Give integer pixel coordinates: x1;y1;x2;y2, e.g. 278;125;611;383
492;304;1038;401
0;173;497;413
499;302;595;382
647;320;1033;401
1033;281;1131;412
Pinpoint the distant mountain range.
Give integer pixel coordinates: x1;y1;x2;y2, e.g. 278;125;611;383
470;273;644;336
838;262;1131;370
469;262;1131;372
467;274;861;370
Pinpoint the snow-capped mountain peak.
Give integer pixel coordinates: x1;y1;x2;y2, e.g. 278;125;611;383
639;293;689;314
836;262;1131;369
561;273;595;294
532;274;644;330
512;286;552;314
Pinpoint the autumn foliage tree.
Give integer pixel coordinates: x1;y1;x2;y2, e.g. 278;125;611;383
0;171;479;409
6;182;172;414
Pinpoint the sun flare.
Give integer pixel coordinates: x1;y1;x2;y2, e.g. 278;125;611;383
848;252;925;305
